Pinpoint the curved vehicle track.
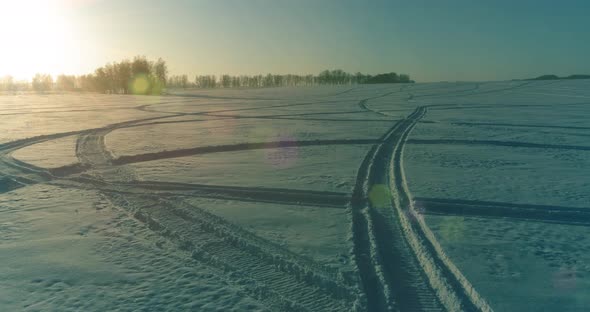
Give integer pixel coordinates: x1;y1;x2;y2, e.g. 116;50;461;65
351;107;445;311
350;105;492;311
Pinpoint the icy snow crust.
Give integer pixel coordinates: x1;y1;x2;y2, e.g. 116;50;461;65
1;81;590;311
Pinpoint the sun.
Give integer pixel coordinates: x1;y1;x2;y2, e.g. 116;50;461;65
0;1;79;80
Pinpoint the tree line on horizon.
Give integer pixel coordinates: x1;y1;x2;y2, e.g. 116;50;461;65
65;56;168;95
523;74;590;81
0;57;414;94
169;70;413;89
0;56;168;94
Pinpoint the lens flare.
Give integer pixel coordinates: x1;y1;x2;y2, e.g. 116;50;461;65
130;74;150;95
368;184;392;209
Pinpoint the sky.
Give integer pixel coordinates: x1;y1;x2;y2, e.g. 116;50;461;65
0;0;589;82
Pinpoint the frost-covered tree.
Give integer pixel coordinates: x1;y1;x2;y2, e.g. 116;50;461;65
153;58;168;87
0;75;15;91
32;73;53;92
56;75;76;91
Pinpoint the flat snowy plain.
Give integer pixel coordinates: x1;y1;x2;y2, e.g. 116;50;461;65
1;80;589;311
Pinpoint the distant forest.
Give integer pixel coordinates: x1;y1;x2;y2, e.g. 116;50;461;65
0;56;414;94
524;74;590;81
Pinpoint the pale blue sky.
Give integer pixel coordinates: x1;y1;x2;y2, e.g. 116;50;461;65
2;0;589;82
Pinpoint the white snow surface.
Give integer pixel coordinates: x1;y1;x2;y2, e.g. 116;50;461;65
1;81;590;311
12;136;78;168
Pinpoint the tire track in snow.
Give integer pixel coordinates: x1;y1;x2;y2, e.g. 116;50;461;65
0;114;180;154
76;130;114;167
351;105;492;311
112;139;379;165
413;80;546;100
59;177;350;209
0;176;27;194
0;116;373;205
138;99;350;115
222;110;378;118
203;113;394;123
126;180;350;208
409;83;480;99
110;193;357;311
389;107;492;311
0;135;66;192
74;126;362;311
408;80;555;103
407;139;590;152
415;197;590;227
327;86;359;97
351;107;445;311
357;87;408;117
0;114;180;192
452;121;590;131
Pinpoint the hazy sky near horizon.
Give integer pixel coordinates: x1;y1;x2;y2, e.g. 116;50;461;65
1;0;589;82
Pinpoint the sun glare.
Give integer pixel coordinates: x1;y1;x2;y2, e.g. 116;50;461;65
0;1;79;80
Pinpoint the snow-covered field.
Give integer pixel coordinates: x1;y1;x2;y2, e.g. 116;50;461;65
1;80;589;311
